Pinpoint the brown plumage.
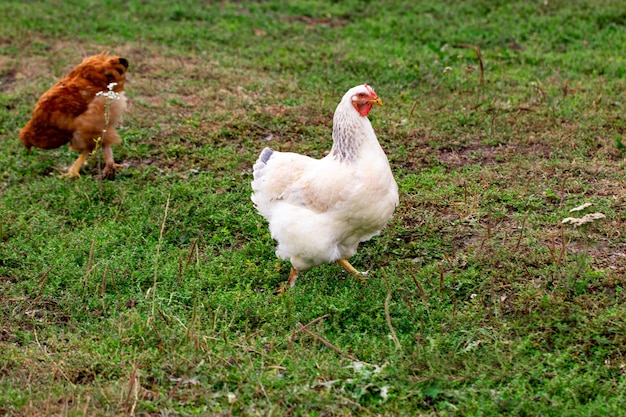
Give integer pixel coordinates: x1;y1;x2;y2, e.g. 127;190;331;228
19;52;129;179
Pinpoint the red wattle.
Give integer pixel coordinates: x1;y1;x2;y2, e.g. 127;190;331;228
358;103;373;116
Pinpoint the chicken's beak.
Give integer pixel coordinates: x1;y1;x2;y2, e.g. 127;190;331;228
370;97;383;106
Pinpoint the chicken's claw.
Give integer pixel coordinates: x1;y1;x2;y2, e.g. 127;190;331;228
101;163;124;180
61;151;89;179
356;270;369;285
274;284;289;295
274;266;299;295
60;170;81;179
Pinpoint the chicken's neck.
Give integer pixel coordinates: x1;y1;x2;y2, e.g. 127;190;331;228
329;110;377;163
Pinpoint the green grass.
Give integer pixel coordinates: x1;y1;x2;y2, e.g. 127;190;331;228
1;0;626;415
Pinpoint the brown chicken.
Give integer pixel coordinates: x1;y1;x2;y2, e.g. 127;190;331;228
19;52;129;179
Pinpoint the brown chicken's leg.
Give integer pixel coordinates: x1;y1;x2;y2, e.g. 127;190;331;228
63;150;90;178
336;259;369;284
101;145;123;179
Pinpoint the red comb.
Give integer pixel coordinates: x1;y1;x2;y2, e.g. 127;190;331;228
363;84;376;96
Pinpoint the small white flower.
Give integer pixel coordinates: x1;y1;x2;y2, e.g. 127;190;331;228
443;66;453;73
96;82;121;100
96;90;121;100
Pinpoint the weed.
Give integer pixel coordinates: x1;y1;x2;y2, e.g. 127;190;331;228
1;0;626;415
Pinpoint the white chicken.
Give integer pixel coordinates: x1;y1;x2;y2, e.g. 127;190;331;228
251;84;398;288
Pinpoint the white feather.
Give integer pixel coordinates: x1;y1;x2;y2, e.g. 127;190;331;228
251;85;398;273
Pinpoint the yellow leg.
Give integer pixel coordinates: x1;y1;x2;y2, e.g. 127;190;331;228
336;259;368;284
287;266;299;287
63;151;89;178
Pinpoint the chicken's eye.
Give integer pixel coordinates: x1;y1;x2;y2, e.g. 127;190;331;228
359;93;366;97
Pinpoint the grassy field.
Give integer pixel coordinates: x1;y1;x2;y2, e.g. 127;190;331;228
1;0;625;415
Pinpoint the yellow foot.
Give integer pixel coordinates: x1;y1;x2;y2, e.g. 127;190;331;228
274;284;288;295
336;259;369;284
62;151;89;179
60;169;81;179
275;266;299;294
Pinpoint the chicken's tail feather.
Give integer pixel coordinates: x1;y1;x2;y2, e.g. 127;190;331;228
259;147;274;164
251;147;276;214
253;147;274;180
